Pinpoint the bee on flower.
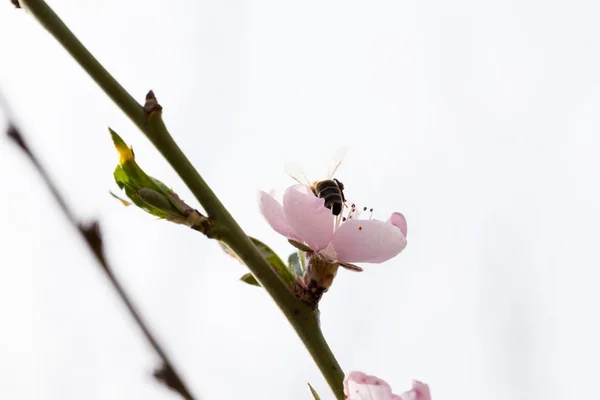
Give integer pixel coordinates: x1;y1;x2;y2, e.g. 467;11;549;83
285;147;349;218
258;149;407;308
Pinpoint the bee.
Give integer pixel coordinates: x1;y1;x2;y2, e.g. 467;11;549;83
285;147;348;216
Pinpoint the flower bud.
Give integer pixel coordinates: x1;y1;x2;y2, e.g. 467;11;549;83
109;128;207;230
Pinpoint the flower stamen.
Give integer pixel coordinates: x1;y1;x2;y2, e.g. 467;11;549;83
347;204;357;220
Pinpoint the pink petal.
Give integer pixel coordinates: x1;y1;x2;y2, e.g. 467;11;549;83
344;371;402;400
283;184;334;251
399;380;431;400
331;217;407;263
388;212;407;237
258;190;298;239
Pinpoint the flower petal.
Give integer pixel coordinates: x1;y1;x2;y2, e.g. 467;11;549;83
331;217;407;263
283;184;334;251
399;380;431;400
258;190;298;239
344;371;402;400
388;212;407;237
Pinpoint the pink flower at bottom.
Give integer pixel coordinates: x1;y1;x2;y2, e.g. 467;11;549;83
258;184;407;264
344;371;431;400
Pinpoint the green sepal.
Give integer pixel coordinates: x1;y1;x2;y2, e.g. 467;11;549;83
307;383;321;400
240;273;260;287
288;239;313;253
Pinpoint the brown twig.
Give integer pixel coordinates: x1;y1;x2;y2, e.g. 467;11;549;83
1;97;197;400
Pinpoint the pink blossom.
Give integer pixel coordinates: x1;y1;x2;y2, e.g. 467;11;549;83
344;371;431;400
258;184;407;264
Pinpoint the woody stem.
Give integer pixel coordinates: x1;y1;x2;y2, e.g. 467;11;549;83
15;1;346;398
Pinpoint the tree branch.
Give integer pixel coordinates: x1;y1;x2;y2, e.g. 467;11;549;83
2;98;197;400
12;0;345;397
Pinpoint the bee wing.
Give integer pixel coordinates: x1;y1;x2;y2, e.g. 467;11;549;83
326;146;348;179
285;162;311;186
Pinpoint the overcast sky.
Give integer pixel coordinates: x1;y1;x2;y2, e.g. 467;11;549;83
2;0;600;399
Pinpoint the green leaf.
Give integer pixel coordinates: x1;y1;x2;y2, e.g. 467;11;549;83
288;251;305;278
109;127;129;150
240;273;260;287
113;165;127;189
220;237;295;289
299;250;307;272
110;128;169;196
249;237;295;288
150;176;175;197
137;188;177;212
307;383;321;400
110;128;201;225
219;241;244;264
109;191;131;206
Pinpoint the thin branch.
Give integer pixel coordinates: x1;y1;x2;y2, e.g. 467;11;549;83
2;98;197;400
12;1;345;397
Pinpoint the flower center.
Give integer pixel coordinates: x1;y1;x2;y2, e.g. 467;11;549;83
334;203;375;229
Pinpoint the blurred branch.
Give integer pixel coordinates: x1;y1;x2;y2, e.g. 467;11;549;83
1;101;196;400
11;1;346;397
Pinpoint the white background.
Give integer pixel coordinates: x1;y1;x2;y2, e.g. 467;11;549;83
1;0;600;399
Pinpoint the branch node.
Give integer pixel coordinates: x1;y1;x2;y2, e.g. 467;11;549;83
153;362;193;400
144;90;163;117
78;220;108;271
190;214;222;239
6;124;29;153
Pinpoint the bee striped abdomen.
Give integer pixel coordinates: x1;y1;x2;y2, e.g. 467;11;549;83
315;180;344;215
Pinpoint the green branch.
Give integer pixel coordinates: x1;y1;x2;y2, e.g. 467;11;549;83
15;0;345;398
